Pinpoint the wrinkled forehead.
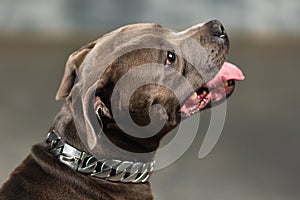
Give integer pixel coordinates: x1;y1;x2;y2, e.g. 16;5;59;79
79;23;208;90
94;24;177;54
92;22;210;61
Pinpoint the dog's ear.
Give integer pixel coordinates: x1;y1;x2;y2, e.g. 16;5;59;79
95;96;112;119
55;41;97;100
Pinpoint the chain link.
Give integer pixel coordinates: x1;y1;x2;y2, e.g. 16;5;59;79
46;131;155;183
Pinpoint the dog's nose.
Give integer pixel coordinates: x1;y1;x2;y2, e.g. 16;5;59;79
206;20;227;38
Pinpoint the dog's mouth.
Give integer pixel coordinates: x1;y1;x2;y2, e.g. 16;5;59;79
178;62;245;117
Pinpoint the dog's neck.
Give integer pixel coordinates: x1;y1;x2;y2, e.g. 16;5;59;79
49;101;159;183
52;101;158;164
46;130;155;183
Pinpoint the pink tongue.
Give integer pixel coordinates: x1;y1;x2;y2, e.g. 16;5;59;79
219;62;245;81
179;62;244;115
205;62;245;89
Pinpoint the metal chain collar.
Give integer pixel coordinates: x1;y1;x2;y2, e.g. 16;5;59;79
46;131;155;183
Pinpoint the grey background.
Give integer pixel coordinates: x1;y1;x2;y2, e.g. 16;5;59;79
0;0;300;199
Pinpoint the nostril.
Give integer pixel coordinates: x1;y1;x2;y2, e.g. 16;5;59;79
220;25;226;37
212;23;226;38
206;20;226;38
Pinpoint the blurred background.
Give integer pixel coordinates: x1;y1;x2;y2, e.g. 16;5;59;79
0;0;300;199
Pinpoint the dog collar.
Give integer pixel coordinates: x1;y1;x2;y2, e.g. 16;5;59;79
46;131;155;183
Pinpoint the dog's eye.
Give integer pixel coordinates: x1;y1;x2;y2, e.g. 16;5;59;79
166;51;176;65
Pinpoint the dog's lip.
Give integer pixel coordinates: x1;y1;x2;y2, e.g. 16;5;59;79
178;62;245;117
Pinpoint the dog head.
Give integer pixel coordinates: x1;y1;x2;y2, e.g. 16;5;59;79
55;20;244;154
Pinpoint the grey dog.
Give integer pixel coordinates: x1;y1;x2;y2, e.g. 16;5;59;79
0;20;244;200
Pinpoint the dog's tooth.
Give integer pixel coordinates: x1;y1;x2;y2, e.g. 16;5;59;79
191;92;197;99
224;81;228;87
202;91;207;95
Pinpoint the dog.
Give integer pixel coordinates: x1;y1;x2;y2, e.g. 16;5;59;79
0;20;244;200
